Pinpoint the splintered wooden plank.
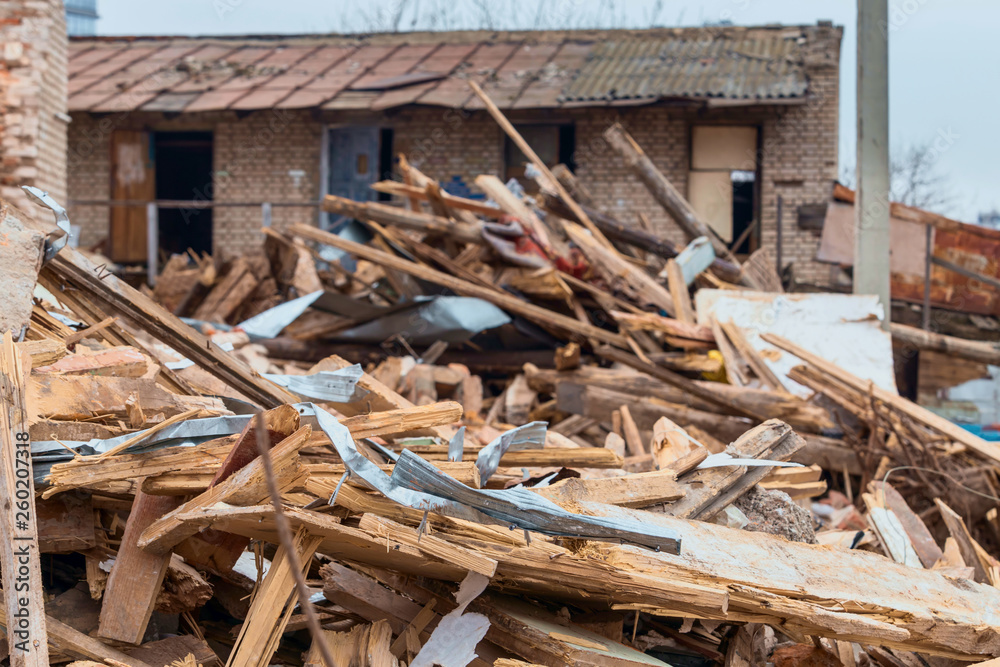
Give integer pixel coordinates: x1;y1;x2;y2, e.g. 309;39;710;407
125;635;219;667
358;514;498;578
228;528;322;667
0;600;152;667
98;491;184;644
193;258;261;322
763;333;1000;466
532;471;684;509
137;426;310;555
869;481;942;569
667;420;803;521
0;332;49;667
720;321;784;392
935;498;991;583
862;493;922;568
665;260;696;324
37;493;97;553
175;405;301;573
291;224;628;348
44;248;298;408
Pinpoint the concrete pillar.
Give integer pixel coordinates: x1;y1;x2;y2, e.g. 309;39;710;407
0;0;68;215
855;0;891;330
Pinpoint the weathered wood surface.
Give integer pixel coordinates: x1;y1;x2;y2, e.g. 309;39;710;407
44;247;298;408
0;333;49;667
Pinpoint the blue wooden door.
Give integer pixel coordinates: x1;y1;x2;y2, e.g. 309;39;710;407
327;127;379;226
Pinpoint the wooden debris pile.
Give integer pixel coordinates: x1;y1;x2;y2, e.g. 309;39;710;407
3;82;1000;667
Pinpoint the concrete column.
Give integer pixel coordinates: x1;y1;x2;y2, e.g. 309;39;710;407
855;0;891;330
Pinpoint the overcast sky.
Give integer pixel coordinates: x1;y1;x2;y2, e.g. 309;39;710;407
95;0;998;222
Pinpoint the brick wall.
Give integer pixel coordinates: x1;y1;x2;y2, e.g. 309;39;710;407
212;109;321;256
66;25;840;279
0;0;68;216
67;109;322;254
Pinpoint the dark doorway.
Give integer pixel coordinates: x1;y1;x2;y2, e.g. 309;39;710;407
154;131;213;257
731;171;756;255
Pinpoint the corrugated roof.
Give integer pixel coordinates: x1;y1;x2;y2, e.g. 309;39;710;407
67;25;839;114
562;36;806;102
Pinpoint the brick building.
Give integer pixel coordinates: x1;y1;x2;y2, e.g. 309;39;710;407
64;24;842;283
1;0;68;214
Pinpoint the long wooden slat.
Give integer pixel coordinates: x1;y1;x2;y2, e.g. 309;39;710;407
0;333;48;667
289;224;628;348
602;123;740;267
891;322;1000;365
0;600;152;667
321;194;483;243
762;333;1000;465
467;80;618;254
98;491;183;644
44;247;298;408
595;345;764;421
137;427;310;554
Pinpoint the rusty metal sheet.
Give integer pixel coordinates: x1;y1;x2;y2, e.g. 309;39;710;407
418;42;520;108
823;197;1000;316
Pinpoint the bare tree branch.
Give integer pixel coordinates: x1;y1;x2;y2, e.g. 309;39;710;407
841;138;954;215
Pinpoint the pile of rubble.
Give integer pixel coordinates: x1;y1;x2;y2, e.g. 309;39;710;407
2;83;1000;667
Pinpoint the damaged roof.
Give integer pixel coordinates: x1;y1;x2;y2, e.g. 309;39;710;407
68;24;841;114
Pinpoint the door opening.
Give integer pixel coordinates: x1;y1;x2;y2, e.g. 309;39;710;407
327;126;392;226
154;131;213;257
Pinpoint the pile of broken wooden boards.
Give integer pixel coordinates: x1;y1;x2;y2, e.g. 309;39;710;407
6;85;1000;665
1;222;998;665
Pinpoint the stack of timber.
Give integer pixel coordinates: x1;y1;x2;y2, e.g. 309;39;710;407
3;82;1000;667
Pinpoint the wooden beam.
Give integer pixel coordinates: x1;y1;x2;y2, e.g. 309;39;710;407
44;247;298;408
372;180;504;218
0;600;152;667
540;192;744;284
602;123;740;266
891;322;1000;365
467;80;618;253
98;491;183;644
595;345;765;421
290;223;628;348
0;333;48;667
321;193;483;244
762;333;1000;466
665;259;696;324
532;470;685;509
719;321;785;392
227;528;323;667
562;221;677;317
137;426;310;554
474;175;556;255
